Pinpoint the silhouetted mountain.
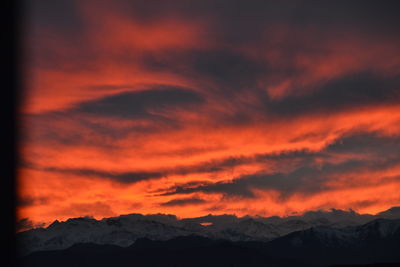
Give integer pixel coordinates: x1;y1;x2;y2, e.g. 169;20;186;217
265;218;400;266
20;237;309;267
18;206;400;256
20;218;400;267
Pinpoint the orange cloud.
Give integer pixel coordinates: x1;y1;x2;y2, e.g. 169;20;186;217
19;0;400;228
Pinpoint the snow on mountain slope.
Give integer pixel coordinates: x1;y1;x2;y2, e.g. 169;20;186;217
18;207;400;255
270;218;400;249
18;215;193;255
377;206;400;219
260;218;400;266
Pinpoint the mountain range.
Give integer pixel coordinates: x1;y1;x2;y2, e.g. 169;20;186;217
18;207;400;266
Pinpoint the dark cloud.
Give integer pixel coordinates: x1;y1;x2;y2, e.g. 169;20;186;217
160;167;332;198
18;196;48;207
174;149;319;176
23;148;315;185
27;0;83;34
140;49;268;94
33;165;166;184
26;0;92;71
21;86;205;147
137;66;400;126
160;197;206;207
264;73;400;117
109;0;400;38
287;0;400;34
188;50;268;88
161;134;400;198
23;154;258;184
327;133;400;157
75;86;204;119
24;131;400;189
20;111;170;149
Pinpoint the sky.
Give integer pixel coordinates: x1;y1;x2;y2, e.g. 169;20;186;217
19;0;400;227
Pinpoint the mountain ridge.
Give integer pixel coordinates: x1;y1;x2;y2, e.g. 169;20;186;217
21;218;400;267
17;206;400;256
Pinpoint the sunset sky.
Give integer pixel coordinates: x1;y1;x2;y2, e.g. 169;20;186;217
19;0;400;228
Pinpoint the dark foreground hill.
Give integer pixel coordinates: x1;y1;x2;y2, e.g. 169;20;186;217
20;219;400;267
21;237;307;267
